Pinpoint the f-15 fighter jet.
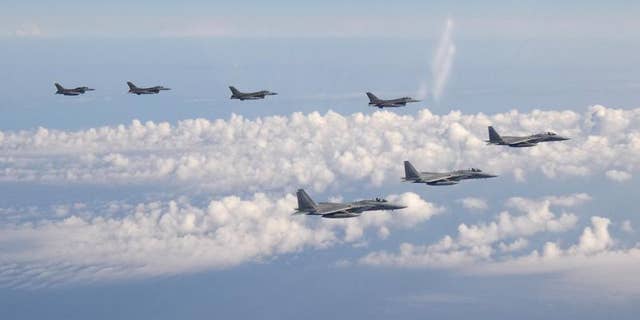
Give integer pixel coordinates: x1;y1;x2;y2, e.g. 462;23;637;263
486;126;570;147
402;161;497;186
292;189;406;219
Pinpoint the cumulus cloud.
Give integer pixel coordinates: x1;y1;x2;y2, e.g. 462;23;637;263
359;194;587;268
0;192;439;287
470;217;625;277
605;169;632;182
359;193;640;294
498;238;528;253
1;106;639;194
457;197;488;212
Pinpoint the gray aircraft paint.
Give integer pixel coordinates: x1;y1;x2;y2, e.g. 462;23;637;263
229;86;277;100
486;126;570;147
366;92;420;108
127;81;171;95
403;161;497;186
292;189;406;219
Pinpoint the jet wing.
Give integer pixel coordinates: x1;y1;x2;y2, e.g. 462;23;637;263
420;173;460;183
316;204;368;215
505;137;538;146
376;103;404;108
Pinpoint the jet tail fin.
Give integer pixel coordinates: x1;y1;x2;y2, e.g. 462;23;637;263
404;161;421;180
54;83;64;91
126;82;137;90
229;86;241;96
488;126;504;144
366;92;380;103
296;189;318;211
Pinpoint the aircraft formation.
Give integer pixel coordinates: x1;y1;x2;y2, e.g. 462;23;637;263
52;81;570;219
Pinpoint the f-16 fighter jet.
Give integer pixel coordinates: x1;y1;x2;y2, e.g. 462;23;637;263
402;161;497;186
54;83;95;96
229;86;277;100
127;81;171;95
292;189;406;219
486;126;570;147
366;92;420;108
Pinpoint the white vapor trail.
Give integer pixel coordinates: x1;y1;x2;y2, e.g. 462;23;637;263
431;18;456;102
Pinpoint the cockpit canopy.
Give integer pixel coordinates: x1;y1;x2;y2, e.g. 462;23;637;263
469;168;482;172
374;197;388;202
546;131;557;135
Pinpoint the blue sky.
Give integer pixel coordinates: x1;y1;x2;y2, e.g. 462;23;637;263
1;1;640;319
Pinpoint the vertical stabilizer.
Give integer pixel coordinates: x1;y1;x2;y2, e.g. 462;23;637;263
366;92;380;104
488;126;504;144
404;161;421;180
229;86;241;96
296;189;318;211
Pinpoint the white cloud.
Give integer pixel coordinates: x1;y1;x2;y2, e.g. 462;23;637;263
513;168;526;182
457;197;488;212
605;169;632;182
1;106;639;195
622;220;634;233
498;238;528;252
0;192;440;287
569;216;614;254
360;194;640;295
359;194;586;268
469;216;624;278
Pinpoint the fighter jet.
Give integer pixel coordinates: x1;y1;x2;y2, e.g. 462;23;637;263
54;83;95;96
366;92;420;108
402;161;497;186
229;86;277;100
127;81;171;95
292;189;406;219
486;126;570;148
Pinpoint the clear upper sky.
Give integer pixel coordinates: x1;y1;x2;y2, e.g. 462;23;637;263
2;0;640;38
1;1;640;320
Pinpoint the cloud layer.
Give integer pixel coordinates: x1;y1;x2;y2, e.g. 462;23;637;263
0;192;440;288
1;105;639;195
359;193;589;268
359;193;640;294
